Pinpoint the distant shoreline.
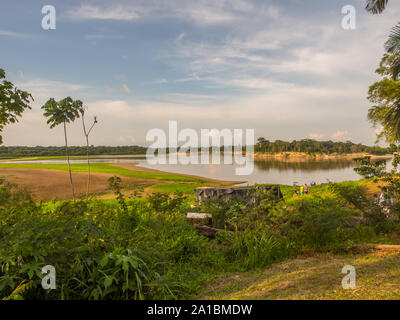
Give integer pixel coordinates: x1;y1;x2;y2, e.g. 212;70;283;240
254;152;393;161
1;152;393;162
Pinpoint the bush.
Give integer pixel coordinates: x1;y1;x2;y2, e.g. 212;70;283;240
1;177;399;300
271;195;357;247
0;180;223;299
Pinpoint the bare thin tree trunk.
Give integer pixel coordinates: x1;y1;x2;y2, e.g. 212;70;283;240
64;121;75;201
85;134;90;198
82;115;90;199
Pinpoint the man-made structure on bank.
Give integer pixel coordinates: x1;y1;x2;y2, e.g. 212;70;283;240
186;212;213;225
194;185;283;203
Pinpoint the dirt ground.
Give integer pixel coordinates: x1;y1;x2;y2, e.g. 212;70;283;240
0;167;155;201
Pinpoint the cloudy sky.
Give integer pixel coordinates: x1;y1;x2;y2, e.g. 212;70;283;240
1;0;399;146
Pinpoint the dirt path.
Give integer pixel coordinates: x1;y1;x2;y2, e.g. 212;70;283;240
0;167;155;201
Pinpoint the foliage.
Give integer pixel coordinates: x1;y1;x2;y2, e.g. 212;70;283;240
200;186;281;230
0;179;223;299
0;68;33;145
41;97;83;128
365;0;389;14
385;24;400;80
0;145;147;159
270;195;357;248
353;153;400;225
108;176;127;212
1;176;400;300
255;138;388;155
41;97;85;201
353;156;387;179
367;47;400;143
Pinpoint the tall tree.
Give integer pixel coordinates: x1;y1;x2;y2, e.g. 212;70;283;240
365;0;400;142
365;1;400;80
368;53;400;143
0;68;33;144
80;105;98;199
42;97;82;201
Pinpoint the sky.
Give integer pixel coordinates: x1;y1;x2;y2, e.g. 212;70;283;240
1;0;400;147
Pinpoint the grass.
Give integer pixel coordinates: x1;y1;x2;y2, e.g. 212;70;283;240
0;163;205;183
2;172;400;300
146;183;207;194
199;248;400;300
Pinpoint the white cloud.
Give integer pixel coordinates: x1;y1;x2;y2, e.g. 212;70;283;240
175;32;185;42
0;30;31;39
331;131;351;141
308;133;325;140
66;1;279;26
105;84;132;95
119;135;135;143
14;77;90;102
5;1;400;146
145;78;168;85
67;4;140;21
122;84;132;95
84;34;125;41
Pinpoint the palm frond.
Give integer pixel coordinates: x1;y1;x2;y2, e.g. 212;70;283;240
391;55;400;80
386;24;400;54
385;24;400;80
384;100;400;141
366;0;389;14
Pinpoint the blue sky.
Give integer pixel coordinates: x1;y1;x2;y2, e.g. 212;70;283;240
1;0;400;146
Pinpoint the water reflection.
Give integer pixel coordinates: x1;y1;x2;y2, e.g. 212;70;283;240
254;158;358;171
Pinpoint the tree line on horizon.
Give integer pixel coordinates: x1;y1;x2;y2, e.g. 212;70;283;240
255;138;389;155
0;145;147;158
0;139;390;158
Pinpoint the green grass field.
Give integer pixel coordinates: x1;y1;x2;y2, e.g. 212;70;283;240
0;162;206;183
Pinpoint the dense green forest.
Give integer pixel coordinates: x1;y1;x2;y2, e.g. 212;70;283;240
255;138;389;155
0;145;147;158
0;139;389;159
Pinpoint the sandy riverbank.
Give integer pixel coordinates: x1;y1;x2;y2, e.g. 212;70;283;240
111;162;245;186
254;152;392;162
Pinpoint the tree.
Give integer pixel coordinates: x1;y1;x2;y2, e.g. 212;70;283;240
42;97;83;201
385;24;400;81
367;53;400;143
365;0;389;14
80;105;98;199
365;1;400;80
0;68;33;144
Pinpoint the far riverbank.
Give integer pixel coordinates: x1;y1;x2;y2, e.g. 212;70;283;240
254;152;392;162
